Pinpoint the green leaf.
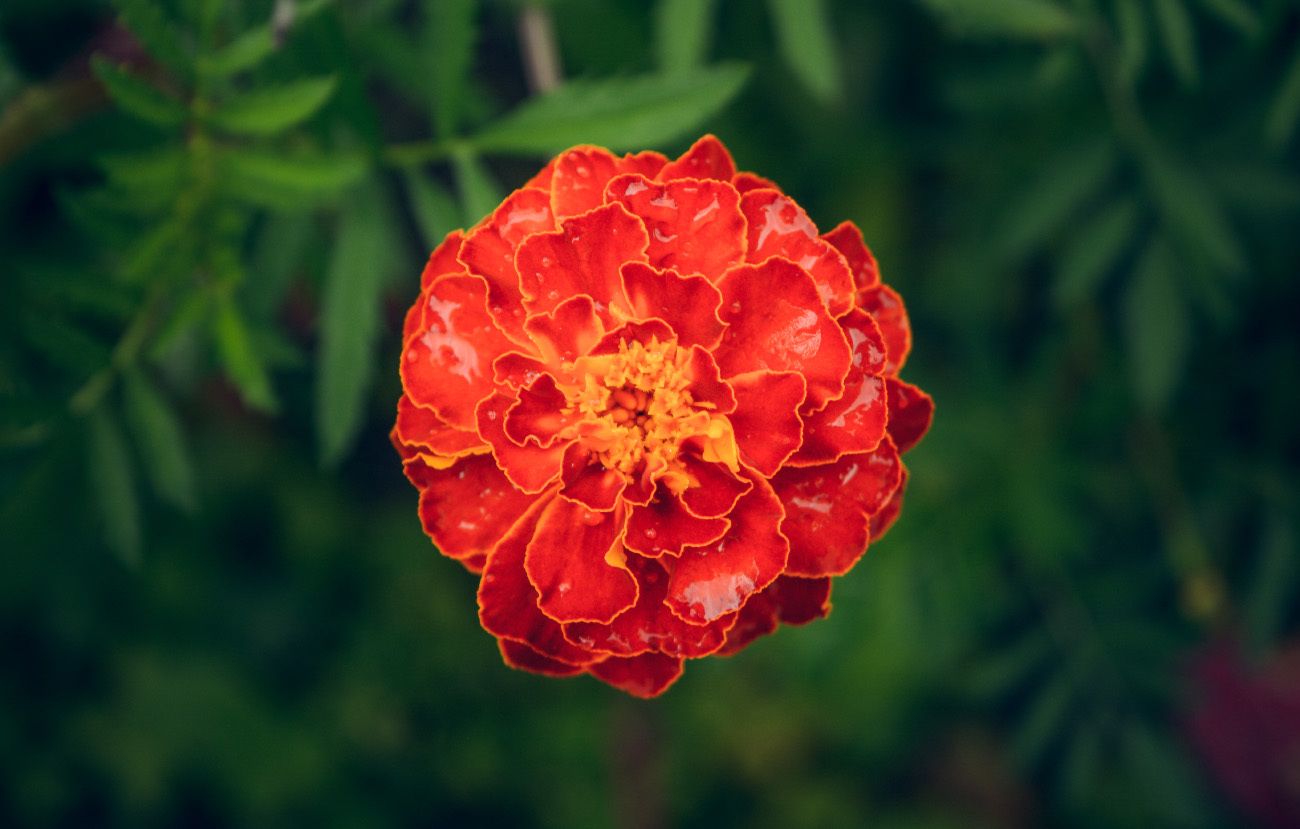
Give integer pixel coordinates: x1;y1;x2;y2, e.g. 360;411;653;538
90;57;187;128
205;76;338;136
316;183;398;466
1052;196;1141;310
149;289;212;362
655;0;717;75
1266;47;1300;151
246;212;315;317
469;64;750;155
112;0;189;73
214;149;368;210
1192;0;1260;39
426;0;477;137
86;406;141;565
999;137;1117;263
766;0;841;103
21;313;112;376
1114;0;1148;83
1152;0;1197;88
1122;237;1189;413
1141;149;1245;276
98;147;187;209
197;27;275;78
121;216;189;283
401;169;462;251
451;149;503;227
213;295;278;413
122;368;196;512
1207;163;1300;212
914;0;1077;40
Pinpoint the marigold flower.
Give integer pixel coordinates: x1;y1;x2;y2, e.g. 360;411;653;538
392;135;933;697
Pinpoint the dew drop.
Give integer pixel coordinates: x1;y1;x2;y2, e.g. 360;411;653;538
644;528;657;539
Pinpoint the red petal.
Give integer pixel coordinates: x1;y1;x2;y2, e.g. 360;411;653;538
683;345;735;413
587;318;676;357
733;171;780;195
884;377;933;454
523;158;557;191
587;651;684;698
499;639;588;677
394;394;487;457
606;174;746;281
772;439;902;577
619;262;726;349
740;189;855;316
822;221;881;293
410;453;540;568
550;146;668;220
563;555;734;659
666;474;789;624
792;374;887;465
560;442;628;512
716;574;832;656
657;135;737;183
460;188;556;342
523;294;605;367
405;231;469;342
479;493;601;666
678;453;752;518
516;203;648;319
524;497;637;623
869;466;907;541
625;484;730;557
713;258;853;409
477;392;566;493
859;284;912;376
842;306;889;376
726;370;806;476
504;373;575;448
492;351;548;391
401;274;517;429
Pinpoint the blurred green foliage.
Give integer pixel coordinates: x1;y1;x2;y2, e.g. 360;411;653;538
2;0;1299;826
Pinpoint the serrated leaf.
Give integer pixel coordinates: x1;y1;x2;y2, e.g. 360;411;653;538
1122;237;1189;414
122;368;196;512
214;149;368;210
469;64;750;155
316;183;398;466
205;76;337;136
451;149;503;227
999;137;1117;263
1192;0;1260;38
766;0;840;102
914;0;1077;40
91;57;187;128
402;169;462;251
1152;0;1197;88
1266;47;1300;151
87;406;141;565
655;0;717;75
213;295;278;413
1141;150;1245;276
112;0;189;73
1052;196;1140;310
426;0;476;137
1114;0;1148;83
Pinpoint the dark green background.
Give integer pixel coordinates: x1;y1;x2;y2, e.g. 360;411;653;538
3;0;1299;826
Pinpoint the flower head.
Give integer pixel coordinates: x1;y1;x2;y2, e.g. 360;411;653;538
393;135;932;697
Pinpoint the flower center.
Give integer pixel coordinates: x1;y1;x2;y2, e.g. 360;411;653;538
558;337;737;495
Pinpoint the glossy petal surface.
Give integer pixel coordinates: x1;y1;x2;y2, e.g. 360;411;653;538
459;188;555;342
727;370;806;476
524;497;636;624
606;174;746;280
741;189;855;316
517;202;648;319
411;453;538;567
620;262;726;349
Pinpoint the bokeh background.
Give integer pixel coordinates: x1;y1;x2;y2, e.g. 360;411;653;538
3;0;1300;826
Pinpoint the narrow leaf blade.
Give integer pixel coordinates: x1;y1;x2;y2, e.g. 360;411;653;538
655;0;717;74
213;295;278;413
766;0;841;103
87;406;142;565
91;57;187;128
122;368;197;512
206;76;338;136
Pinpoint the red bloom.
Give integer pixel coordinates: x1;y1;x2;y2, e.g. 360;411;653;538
393;136;932;697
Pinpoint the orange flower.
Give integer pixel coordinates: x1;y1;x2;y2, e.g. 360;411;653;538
393;136;932;697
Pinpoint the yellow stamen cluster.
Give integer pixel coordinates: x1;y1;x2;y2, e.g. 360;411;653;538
558;337;738;495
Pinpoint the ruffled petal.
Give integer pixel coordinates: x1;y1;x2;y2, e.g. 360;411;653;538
792;374;887;465
504;373;575;448
405;231;469;341
587;651;685;698
516;202;648;320
401;274;518;429
716;574;832;656
666;474;789;624
682;345;736;413
678;453;752;518
560;442;628;512
477;392;566;493
822;221;881;293
479;493;602;666
732;171;780;195
869;466;907;541
657;134;737;183
394;394;487;457
492;351;548;391
726;370;806;476
563;555;734;659
858;284;912;376
407;453;540;569
550;146;668;220
587;318;676;357
740;189;855;316
713;258;853;409
524;497;637;623
459;187;556;343
772;438;902;577
625;484;730;557
884;377;934;454
499;639;588;676
606;174;746;281
523;294;605;368
619;262;726;349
